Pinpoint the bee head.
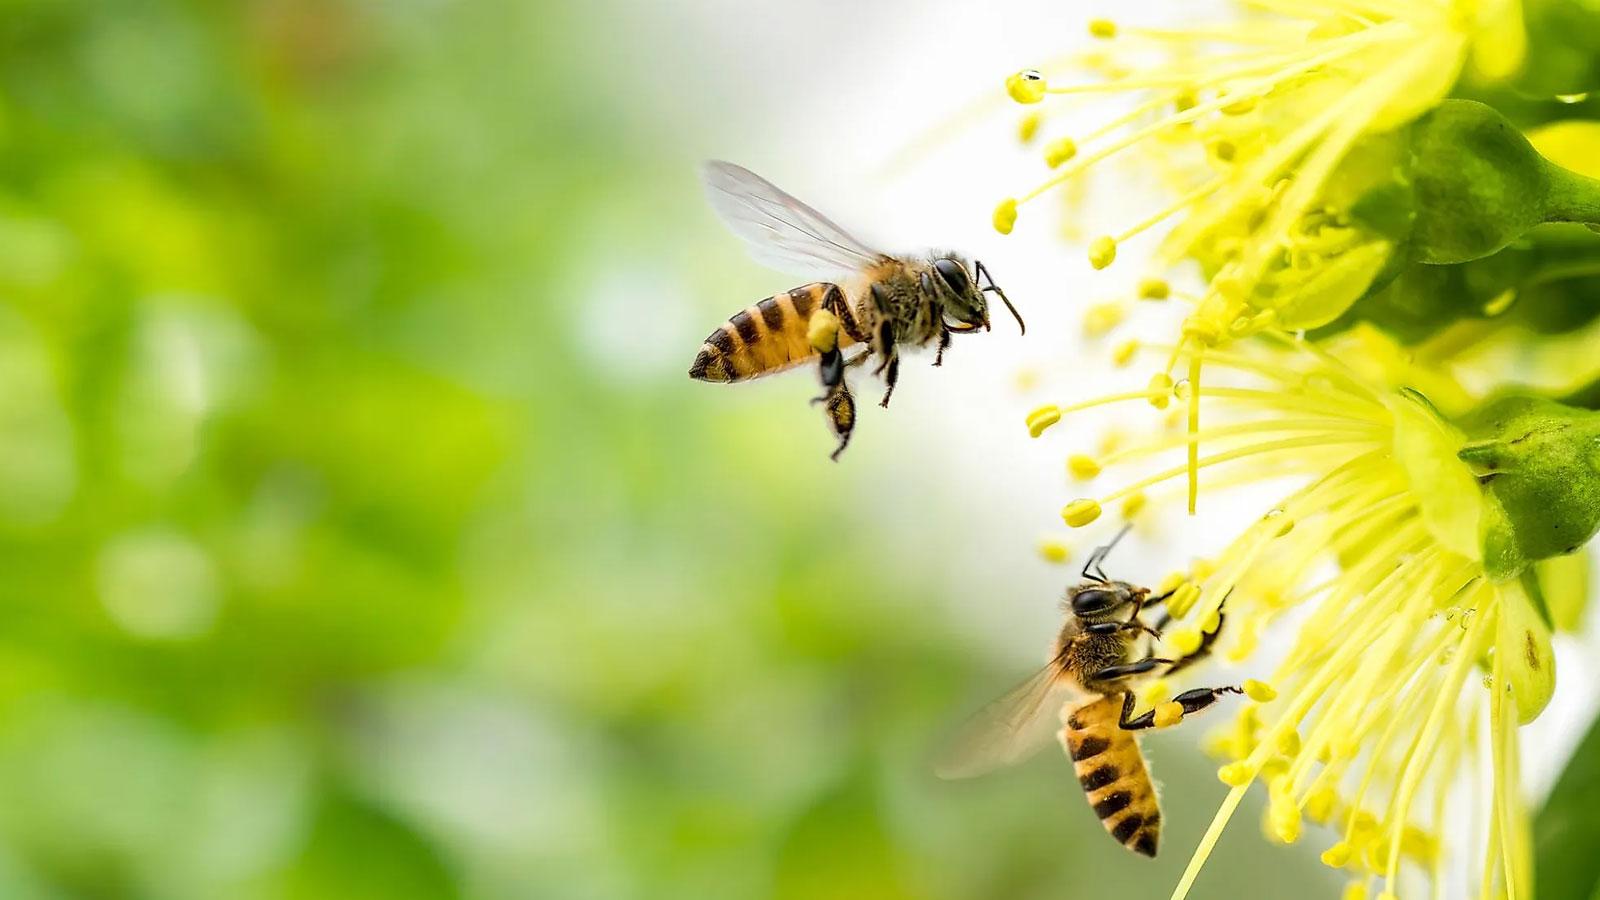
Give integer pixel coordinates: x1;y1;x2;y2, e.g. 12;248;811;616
933;257;1025;336
1065;581;1138;620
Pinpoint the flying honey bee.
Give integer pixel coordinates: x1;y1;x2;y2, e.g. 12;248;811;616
690;161;1024;460
937;527;1241;857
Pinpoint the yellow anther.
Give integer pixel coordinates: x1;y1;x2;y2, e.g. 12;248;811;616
1062;499;1102;528
1026;404;1062;437
993;198;1019;234
1045;136;1078;167
1112;339;1139;367
1401;827;1437;863
1217;761;1252;786
1087;18;1117;38
1096;428;1124;456
1167;628;1202;656
1244;679;1277;703
1210;139;1237;162
1305;788;1338;823
1038;537;1072;563
1374;892;1397;900
1321;842;1353;868
1276;729;1301;756
1147;373;1173;409
1167;582;1201;617
1120;492;1147;518
1154;701;1184;728
1199;608;1221;633
1014;367;1039;392
1137;278;1170;300
1068;454;1102;480
1006;69;1048;104
1156;571;1186;595
1018;112;1042;144
1082;301;1125;336
1088;236;1118;270
1174;89;1198;111
1221;94;1258;115
1190;558;1217;580
1341;882;1367;900
1269;799;1302;844
807;309;840;353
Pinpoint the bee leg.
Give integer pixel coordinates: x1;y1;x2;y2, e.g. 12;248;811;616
1090;657;1174;683
1117;685;1243;731
811;346;857;461
934;324;951;367
879;355;900;408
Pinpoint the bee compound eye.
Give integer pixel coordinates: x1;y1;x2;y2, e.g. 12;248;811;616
1072;588;1116;614
933;258;970;294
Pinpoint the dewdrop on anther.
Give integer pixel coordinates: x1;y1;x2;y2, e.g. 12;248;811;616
1137;278;1169;300
1062;499;1102;527
1006;69;1047;104
1068;454;1101;480
1088;236;1117;270
1263;507;1294;537
1147;373;1173;409
1173;378;1192;402
1045;137;1077;167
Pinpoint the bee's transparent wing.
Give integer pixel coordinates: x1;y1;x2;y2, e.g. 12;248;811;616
702;160;889;279
935;662;1072;780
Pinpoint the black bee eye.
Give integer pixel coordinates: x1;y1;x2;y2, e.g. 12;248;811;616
1071;588;1116;615
933;258;970;295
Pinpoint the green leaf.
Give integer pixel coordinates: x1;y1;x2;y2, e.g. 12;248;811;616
1537;711;1600;899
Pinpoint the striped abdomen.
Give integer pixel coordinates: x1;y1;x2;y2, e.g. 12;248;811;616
689;283;860;383
1060;695;1161;857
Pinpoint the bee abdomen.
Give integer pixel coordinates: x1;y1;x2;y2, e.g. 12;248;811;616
689;284;856;383
1061;695;1162;857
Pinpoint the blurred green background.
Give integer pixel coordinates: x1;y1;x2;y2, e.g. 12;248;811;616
0;1;1336;897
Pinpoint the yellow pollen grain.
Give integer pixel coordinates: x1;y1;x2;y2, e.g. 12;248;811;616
1088;18;1117;38
1045;136;1078;167
993;198;1019;234
1026;404;1062;437
1112;339;1139;367
1244;679;1277;702
1082;301;1126;336
1155;701;1184;728
1062;498;1102;527
1037;537;1071;563
1089;236;1117;269
1068;454;1102;480
1147;373;1173;409
1006;69;1047;104
1138;277;1170;300
1018;112;1042;144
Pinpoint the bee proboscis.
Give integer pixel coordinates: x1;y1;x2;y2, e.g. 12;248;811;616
937;526;1242;857
690;161;1023;459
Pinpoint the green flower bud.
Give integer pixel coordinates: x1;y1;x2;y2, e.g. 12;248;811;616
1458;395;1600;579
1407;100;1600;264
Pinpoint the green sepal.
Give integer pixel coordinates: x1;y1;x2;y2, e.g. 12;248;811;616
1458;395;1600;579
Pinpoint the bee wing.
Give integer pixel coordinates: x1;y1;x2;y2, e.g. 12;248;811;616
935;662;1073;780
702;160;890;279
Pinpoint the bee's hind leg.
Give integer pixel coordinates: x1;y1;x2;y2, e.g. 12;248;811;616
1116;685;1242;731
811;345;856;461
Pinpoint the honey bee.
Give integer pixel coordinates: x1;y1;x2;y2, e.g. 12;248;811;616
690;161;1024;460
937;527;1240;857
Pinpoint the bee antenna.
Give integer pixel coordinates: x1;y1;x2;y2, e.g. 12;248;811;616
975;260;1024;335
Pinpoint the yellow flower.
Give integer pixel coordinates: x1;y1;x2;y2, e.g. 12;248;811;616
1032;334;1545;900
996;1;1522;345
